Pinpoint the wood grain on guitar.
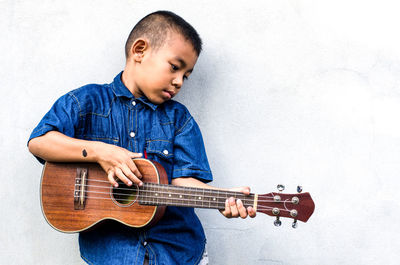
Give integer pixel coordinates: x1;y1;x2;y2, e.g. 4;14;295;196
40;159;315;233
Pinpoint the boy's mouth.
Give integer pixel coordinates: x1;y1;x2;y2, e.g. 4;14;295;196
163;90;175;99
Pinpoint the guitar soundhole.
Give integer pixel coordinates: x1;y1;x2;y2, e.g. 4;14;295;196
111;181;138;207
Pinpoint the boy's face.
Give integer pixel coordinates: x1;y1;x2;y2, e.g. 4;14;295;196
130;32;198;104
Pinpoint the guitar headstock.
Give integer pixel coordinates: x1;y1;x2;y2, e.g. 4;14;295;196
256;185;315;228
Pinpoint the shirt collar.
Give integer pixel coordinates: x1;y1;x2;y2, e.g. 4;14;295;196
112;71;158;110
136;96;158;111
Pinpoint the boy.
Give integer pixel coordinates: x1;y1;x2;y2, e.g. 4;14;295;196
28;11;255;265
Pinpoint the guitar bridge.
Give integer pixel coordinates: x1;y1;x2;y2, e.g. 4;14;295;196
74;168;88;210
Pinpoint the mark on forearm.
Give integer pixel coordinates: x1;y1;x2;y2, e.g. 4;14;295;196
82;149;87;157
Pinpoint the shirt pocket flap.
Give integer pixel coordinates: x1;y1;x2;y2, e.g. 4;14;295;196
146;140;174;160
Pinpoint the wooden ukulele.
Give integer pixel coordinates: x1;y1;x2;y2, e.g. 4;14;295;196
40;159;315;233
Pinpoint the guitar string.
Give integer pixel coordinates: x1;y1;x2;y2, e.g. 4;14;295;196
143;183;284;201
72;189;294;210
80;178;299;201
80;179;259;196
71;194;291;212
73;185;257;198
75;183;260;197
72;185;286;204
74;189;280;205
73;182;290;203
79;178;282;198
76;178;295;201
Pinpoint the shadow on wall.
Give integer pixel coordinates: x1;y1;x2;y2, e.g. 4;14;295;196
175;43;230;123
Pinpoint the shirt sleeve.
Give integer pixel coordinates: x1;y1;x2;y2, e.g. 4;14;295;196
172;116;213;183
27;92;81;163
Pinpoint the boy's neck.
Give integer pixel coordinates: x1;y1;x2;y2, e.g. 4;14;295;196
121;66;141;99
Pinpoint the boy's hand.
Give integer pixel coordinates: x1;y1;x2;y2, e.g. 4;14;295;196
220;186;257;219
94;142;143;187
28;131;143;187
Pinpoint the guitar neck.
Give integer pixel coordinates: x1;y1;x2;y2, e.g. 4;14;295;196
139;183;256;210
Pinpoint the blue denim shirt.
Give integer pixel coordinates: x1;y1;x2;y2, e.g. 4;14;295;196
29;72;213;265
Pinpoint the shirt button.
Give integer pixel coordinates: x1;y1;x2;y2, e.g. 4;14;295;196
132;101;136;106
143;241;148;246
130;132;135;138
163;149;169;155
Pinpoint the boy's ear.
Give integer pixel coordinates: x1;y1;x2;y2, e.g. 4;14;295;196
130;38;149;62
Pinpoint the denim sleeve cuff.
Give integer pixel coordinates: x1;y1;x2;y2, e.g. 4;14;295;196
172;168;213;183
27;125;57;164
28;125;57;144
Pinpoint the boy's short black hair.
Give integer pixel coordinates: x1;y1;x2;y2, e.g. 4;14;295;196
125;11;202;58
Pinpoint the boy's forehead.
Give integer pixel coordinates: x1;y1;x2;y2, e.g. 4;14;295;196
159;32;198;64
162;31;195;51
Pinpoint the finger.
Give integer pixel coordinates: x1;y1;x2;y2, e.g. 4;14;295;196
107;170;118;187
114;168;132;186
247;206;257;218
121;163;142;186
229;186;250;195
130;152;143;158
241;187;250;195
127;159;143;179
229;197;239;217
221;198;231;218
237;199;248;219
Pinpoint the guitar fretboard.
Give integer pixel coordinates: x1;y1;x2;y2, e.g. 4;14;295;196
138;183;255;209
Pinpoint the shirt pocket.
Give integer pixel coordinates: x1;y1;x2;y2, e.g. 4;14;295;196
146;140;174;182
146;140;174;161
80;114;120;145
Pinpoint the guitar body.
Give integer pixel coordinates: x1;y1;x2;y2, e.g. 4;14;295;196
40;159;167;233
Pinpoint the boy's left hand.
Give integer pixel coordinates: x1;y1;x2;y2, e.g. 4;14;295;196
220;187;257;219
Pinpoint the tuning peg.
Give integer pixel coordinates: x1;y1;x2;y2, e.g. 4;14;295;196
277;184;285;192
274;216;282;227
297;186;303;193
292;219;298;229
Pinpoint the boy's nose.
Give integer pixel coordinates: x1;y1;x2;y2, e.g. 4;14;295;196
172;76;183;88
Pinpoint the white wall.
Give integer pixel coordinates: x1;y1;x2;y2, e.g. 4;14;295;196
1;0;400;264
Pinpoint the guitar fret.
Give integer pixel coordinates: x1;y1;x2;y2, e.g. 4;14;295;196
178;192;184;206
158;185;162;204
148;184;152;204
199;189;205;208
202;189;205;208
165;186;170;206
194;187;199;208
208;191;212;208
191;188;198;208
140;185;146;204
157;184;162;204
153;185;157;202
215;192;219;208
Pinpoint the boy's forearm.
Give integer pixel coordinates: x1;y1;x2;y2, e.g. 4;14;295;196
171;177;222;190
28;131;99;162
29;131;144;187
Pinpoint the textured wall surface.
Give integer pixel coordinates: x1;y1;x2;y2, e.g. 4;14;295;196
1;0;400;264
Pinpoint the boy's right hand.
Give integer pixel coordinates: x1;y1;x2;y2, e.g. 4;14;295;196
28;131;143;188
94;142;143;188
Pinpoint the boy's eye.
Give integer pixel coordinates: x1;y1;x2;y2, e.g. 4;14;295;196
171;64;179;71
183;75;189;80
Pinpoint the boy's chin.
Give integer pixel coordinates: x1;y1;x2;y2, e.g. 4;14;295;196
148;96;169;105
